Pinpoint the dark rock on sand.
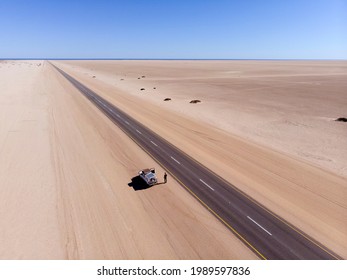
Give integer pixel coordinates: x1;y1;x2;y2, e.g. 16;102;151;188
190;100;201;104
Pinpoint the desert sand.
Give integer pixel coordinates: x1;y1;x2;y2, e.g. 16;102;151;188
1;59;346;259
52;60;347;259
57;60;347;177
0;60;256;259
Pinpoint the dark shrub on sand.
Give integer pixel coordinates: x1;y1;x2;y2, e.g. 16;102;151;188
164;98;171;101
190;99;201;104
335;117;347;122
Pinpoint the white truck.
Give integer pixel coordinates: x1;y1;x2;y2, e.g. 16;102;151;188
138;168;158;186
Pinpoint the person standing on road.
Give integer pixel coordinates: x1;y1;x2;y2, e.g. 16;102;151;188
164;172;167;183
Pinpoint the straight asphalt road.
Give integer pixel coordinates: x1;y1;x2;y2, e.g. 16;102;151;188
51;62;339;260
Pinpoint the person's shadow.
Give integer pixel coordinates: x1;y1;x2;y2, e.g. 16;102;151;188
128;176;165;191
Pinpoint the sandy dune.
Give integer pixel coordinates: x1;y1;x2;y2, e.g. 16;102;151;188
0;60;255;259
53;60;347;258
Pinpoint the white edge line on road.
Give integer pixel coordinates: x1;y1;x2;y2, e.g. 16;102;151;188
170;156;181;164
136;129;142;134
199;179;215;191
247;216;273;236
150;141;158;147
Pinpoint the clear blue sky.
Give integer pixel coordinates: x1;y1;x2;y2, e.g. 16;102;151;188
0;0;346;59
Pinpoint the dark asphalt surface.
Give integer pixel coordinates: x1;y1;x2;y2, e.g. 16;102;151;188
52;63;339;260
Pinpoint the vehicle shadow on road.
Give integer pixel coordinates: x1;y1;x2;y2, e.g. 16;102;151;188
128;176;153;191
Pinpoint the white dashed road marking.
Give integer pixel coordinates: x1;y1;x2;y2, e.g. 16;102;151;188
199;179;215;191
247;216;272;236
151;141;158;147
136;129;142;134
170;156;181;164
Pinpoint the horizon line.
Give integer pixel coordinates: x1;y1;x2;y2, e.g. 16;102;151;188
1;58;346;61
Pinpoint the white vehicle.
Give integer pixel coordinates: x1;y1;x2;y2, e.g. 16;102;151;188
138;168;158;186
